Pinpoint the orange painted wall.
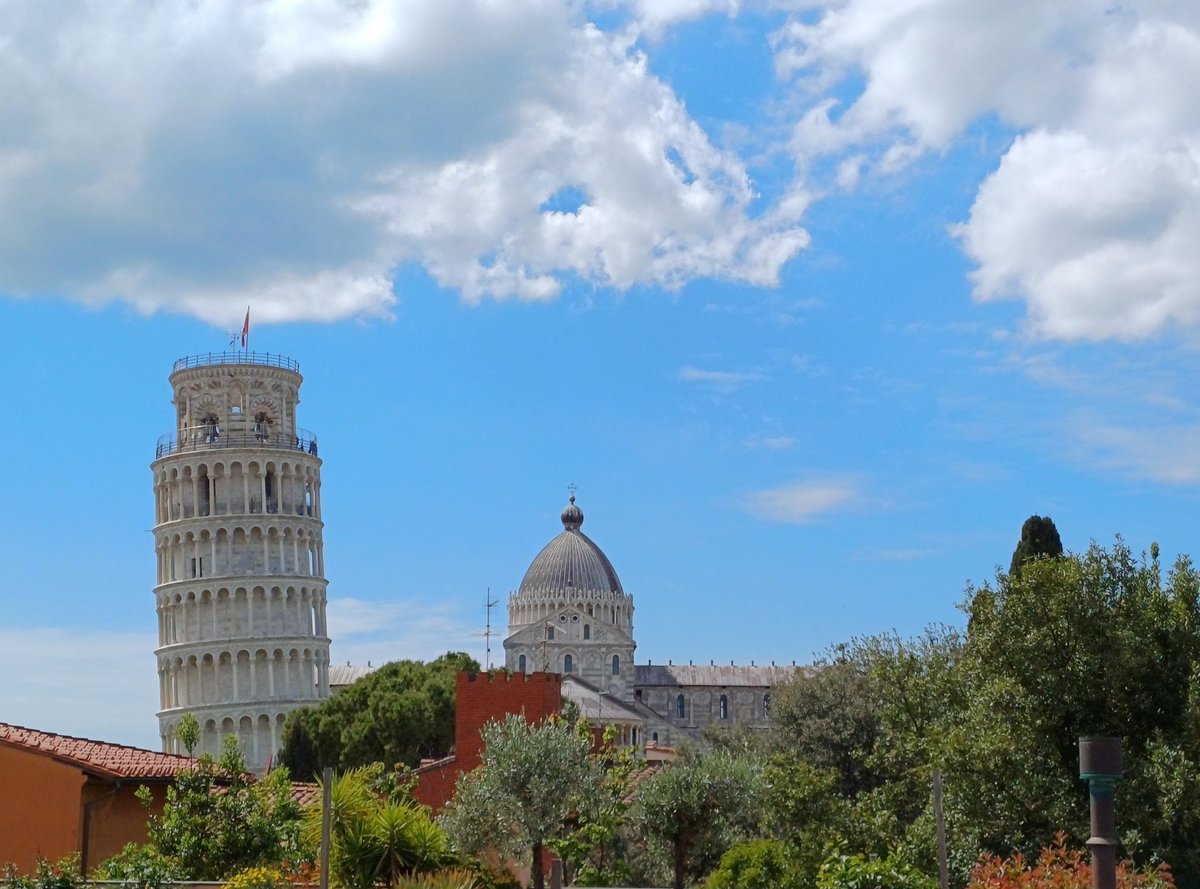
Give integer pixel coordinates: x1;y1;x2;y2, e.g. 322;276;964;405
0;744;86;871
0;745;170;875
80;780;168;873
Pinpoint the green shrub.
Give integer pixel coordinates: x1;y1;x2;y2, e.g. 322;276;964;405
707;839;805;889
816;850;935;889
2;855;83;889
92;844;180;888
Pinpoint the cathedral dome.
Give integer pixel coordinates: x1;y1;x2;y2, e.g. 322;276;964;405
518;497;624;596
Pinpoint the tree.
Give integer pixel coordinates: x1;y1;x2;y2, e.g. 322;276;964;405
767;628;964;876
440;715;599;889
551;725;640;887
959;540;1200;881
630;748;762;889
176;713;199;756
138;735;306;880
280;652;480;778
1009;515;1063;576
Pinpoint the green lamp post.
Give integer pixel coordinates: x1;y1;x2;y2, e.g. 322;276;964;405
1079;736;1123;889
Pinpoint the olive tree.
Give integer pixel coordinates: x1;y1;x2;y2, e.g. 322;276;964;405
440;715;600;889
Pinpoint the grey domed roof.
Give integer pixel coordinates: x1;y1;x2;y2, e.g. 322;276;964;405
517;498;624;596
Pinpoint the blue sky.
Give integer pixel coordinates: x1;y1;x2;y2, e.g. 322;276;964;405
4;0;1200;750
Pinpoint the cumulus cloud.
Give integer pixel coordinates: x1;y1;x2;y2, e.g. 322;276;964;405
739;477;860;523
0;0;808;323
773;0;1200;341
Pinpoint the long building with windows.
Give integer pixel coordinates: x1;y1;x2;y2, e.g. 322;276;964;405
151;352;331;772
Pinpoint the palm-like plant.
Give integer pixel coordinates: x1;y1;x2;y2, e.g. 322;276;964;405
304;766;451;889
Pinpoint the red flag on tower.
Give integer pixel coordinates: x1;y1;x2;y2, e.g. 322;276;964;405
241;306;250;348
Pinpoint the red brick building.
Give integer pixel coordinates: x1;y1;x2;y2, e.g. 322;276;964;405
413;671;562;811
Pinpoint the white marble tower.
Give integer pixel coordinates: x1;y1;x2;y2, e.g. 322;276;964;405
152;352;330;770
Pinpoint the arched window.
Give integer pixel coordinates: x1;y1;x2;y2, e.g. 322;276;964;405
518;655;526;673
563;654;574;674
652;731;659;743
546;627;554;640
675;694;685;719
583;624;590;640
719;694;729;720
611;655;620;675
763;693;771;716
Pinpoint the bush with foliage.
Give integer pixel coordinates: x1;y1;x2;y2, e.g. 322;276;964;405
391;871;479;889
968;834;1173;889
1;856;83;889
90;843;179;887
706;839;804;889
816;849;935;889
304;765;452;889
98;734;307;882
223;866;289;889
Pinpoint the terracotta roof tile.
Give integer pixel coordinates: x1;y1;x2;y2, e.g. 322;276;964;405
0;721;195;781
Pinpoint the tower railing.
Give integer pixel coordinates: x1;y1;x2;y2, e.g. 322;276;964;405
172;352;300;373
155;425;318;459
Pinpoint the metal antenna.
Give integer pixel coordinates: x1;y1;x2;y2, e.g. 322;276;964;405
484;587;498;670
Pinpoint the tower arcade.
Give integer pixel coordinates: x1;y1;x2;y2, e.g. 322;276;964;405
151;353;330;771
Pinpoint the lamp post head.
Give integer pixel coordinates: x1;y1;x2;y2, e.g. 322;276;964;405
1079;736;1123;780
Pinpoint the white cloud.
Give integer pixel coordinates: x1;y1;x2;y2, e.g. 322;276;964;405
856;547;937;562
0;629;160;750
0;0;808;323
327;596;486;668
593;0;743;37
1069;418;1200;485
746;434;796;450
676;365;767;391
772;0;1200;341
739;477;860;523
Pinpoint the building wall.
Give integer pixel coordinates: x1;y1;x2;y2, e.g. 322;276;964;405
414;671;563;812
0;745;173;875
0;744;86;872
80;781;169;874
636;683;774;746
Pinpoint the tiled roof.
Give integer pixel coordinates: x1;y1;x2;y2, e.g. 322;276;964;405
0;722;194;781
634;663;800;687
290;781;321;807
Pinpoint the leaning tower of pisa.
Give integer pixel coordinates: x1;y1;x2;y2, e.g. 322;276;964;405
151;352;330;771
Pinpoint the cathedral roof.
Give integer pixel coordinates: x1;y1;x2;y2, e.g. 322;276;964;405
517;497;625;597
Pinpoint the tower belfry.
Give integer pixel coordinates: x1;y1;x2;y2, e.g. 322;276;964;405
151;352;330;771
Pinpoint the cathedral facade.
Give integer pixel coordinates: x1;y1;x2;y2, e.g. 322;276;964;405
504;496;795;747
